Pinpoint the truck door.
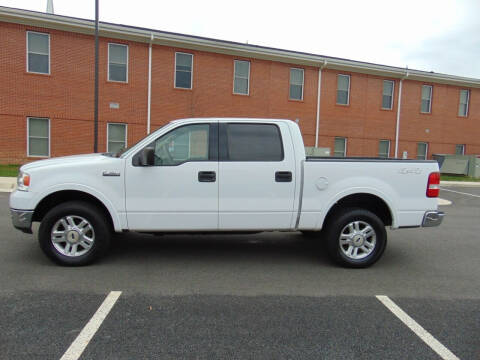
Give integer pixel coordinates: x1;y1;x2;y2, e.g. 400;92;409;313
218;122;296;230
125;122;219;231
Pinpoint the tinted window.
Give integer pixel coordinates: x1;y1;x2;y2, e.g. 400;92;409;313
226;124;283;161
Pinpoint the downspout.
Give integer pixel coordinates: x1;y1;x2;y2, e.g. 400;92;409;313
394;70;408;158
315;60;327;148
147;33;154;134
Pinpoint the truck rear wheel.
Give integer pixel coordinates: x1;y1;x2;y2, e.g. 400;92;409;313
325;208;387;268
38;201;111;266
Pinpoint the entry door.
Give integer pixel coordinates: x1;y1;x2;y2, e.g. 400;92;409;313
218;122;296;230
125;123;218;231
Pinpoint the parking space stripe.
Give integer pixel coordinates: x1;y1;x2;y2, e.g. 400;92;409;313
440;187;480;198
60;291;122;360
376;295;459;360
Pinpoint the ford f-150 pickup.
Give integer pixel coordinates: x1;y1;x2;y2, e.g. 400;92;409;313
10;118;444;267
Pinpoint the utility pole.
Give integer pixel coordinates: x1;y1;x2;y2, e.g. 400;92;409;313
94;0;99;152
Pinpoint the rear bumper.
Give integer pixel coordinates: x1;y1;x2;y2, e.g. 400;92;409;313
422;211;445;227
10;208;33;234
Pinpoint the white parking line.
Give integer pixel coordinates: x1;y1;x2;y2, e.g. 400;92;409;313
376;295;459;360
60;291;122;360
440;187;480;198
438;198;452;206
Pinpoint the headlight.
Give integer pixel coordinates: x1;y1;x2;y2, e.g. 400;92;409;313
17;171;30;191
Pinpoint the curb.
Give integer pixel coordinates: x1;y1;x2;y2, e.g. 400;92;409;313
0;177;16;193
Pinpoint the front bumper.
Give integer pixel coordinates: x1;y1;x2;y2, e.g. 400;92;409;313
10;209;33;234
422;210;445;227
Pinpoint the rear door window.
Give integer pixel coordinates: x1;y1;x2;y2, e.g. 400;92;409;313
224;123;284;161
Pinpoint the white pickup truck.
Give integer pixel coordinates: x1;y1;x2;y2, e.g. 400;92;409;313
10;118;444;267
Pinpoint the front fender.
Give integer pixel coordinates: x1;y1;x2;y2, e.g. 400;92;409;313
31;184;123;231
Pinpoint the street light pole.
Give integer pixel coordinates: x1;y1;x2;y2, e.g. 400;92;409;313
94;0;99;152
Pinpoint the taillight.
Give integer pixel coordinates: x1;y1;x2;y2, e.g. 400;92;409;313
427;172;440;197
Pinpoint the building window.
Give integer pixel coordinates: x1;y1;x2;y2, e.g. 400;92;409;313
458;89;470;117
233;60;250;95
334;137;347;157
336;74;350;105
108;43;128;82
417;142;428;160
382;80;394;110
27;117;50;157
455;144;465;155
289;68;304;100
107;123;127;153
378;140;390;158
421;85;432;113
175;52;193;89
27;31;50;74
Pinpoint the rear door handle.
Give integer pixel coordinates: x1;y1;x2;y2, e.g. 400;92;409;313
198;171;216;182
275;171;292;182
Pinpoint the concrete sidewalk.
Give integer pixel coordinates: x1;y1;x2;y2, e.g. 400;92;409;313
440;180;480;187
0;177;16;193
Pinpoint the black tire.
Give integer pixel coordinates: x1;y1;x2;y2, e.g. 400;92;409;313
38;201;111;266
324;208;387;268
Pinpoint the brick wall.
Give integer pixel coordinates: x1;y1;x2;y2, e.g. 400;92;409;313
1;21;479;164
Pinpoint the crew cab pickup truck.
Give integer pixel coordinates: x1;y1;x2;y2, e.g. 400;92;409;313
10;118;444;267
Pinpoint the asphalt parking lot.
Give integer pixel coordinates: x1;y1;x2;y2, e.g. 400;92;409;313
1;187;479;359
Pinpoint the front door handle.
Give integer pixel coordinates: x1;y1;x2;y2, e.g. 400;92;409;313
198;171;216;182
275;171;292;182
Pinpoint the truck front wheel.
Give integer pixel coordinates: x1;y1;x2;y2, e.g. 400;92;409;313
325;208;387;268
38;201;111;266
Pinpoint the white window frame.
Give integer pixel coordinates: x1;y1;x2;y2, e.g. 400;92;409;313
382;80;395;110
108;43;128;83
233;60;250;95
417;142;428;160
174;52;193;89
458;89;470;117
289;67;304;101
421;85;433;114
26;31;50;75
378;139;390;158
107;123;128;153
455;144;465;155
334;137;347;157
27;117;50;158
336;74;350;105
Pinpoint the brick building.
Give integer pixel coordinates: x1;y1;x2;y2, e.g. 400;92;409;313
1;6;479;164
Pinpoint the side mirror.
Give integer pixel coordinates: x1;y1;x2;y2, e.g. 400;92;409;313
140;147;155;166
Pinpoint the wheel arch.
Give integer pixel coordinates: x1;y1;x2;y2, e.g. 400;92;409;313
32;190;119;231
320;192;395;230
